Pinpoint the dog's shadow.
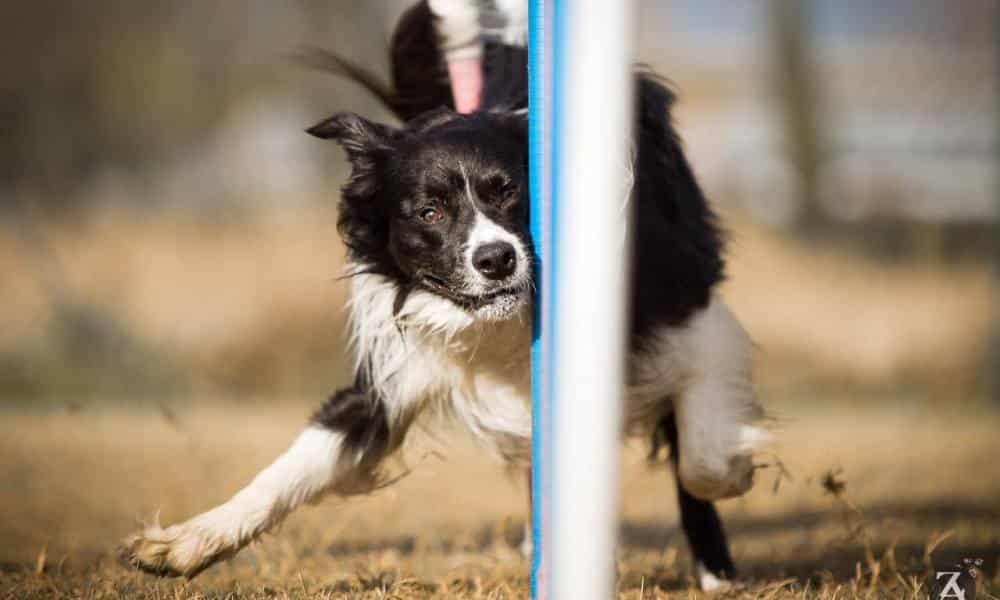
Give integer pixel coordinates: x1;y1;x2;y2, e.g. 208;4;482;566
327;535;417;557
315;500;998;592
325;521;511;558
619;499;1000;589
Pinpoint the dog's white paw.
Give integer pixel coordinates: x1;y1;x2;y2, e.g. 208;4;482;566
119;522;234;578
694;561;733;593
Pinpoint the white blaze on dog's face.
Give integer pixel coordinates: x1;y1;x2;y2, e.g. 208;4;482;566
308;109;531;322
457;161;532;320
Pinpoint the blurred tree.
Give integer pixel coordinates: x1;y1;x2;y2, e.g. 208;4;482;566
991;144;1000;407
986;23;1000;407
770;0;827;238
0;1;401;401
0;1;280;203
0;0;323;399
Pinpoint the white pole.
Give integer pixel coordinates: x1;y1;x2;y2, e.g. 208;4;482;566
550;1;636;599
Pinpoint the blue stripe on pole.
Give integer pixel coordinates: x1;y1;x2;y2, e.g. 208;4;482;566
528;0;551;597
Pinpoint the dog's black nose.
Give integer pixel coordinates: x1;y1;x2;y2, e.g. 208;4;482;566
473;242;517;280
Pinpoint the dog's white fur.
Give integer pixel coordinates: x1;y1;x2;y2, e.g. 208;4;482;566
696;561;729;592
123;256;766;577
457;162;533;320
347;266;534;460
122;426;365;576
463;212;530;288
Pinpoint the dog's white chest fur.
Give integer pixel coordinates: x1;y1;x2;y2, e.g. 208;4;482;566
348;268;533;459
348;265;766;496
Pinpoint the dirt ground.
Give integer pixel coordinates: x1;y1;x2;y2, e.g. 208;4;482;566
1;398;998;599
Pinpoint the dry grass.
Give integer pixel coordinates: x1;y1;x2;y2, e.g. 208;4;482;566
1;401;999;599
1;205;997;597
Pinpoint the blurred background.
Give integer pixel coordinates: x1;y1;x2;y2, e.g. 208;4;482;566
1;0;995;407
1;1;997;596
0;0;995;406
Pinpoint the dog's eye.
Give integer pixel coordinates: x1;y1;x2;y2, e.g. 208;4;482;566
419;208;444;224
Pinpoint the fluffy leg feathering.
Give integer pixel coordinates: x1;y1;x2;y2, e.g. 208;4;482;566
121;389;394;577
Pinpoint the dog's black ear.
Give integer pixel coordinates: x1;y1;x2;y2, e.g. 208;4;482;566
306;113;398;166
308;113;398;261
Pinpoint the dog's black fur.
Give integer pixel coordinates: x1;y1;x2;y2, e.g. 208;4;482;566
306;0;732;582
303;7;724;346
120;1;751;587
307;107;530;316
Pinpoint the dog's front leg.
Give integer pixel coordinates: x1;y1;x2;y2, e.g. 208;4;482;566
121;387;399;578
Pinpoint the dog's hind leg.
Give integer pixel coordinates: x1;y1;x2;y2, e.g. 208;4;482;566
120;387;403;578
658;413;735;591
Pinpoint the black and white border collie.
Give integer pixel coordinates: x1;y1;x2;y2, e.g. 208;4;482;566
122;2;768;591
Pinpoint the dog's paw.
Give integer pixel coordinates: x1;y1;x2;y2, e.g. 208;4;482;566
119;523;229;579
694;562;734;593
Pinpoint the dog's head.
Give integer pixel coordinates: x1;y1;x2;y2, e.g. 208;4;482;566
308;108;530;322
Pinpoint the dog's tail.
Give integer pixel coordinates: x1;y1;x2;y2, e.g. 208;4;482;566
296;0;453;122
298;0;528;122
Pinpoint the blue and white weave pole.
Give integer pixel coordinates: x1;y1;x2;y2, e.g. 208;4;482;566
530;1;637;599
527;0;552;596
